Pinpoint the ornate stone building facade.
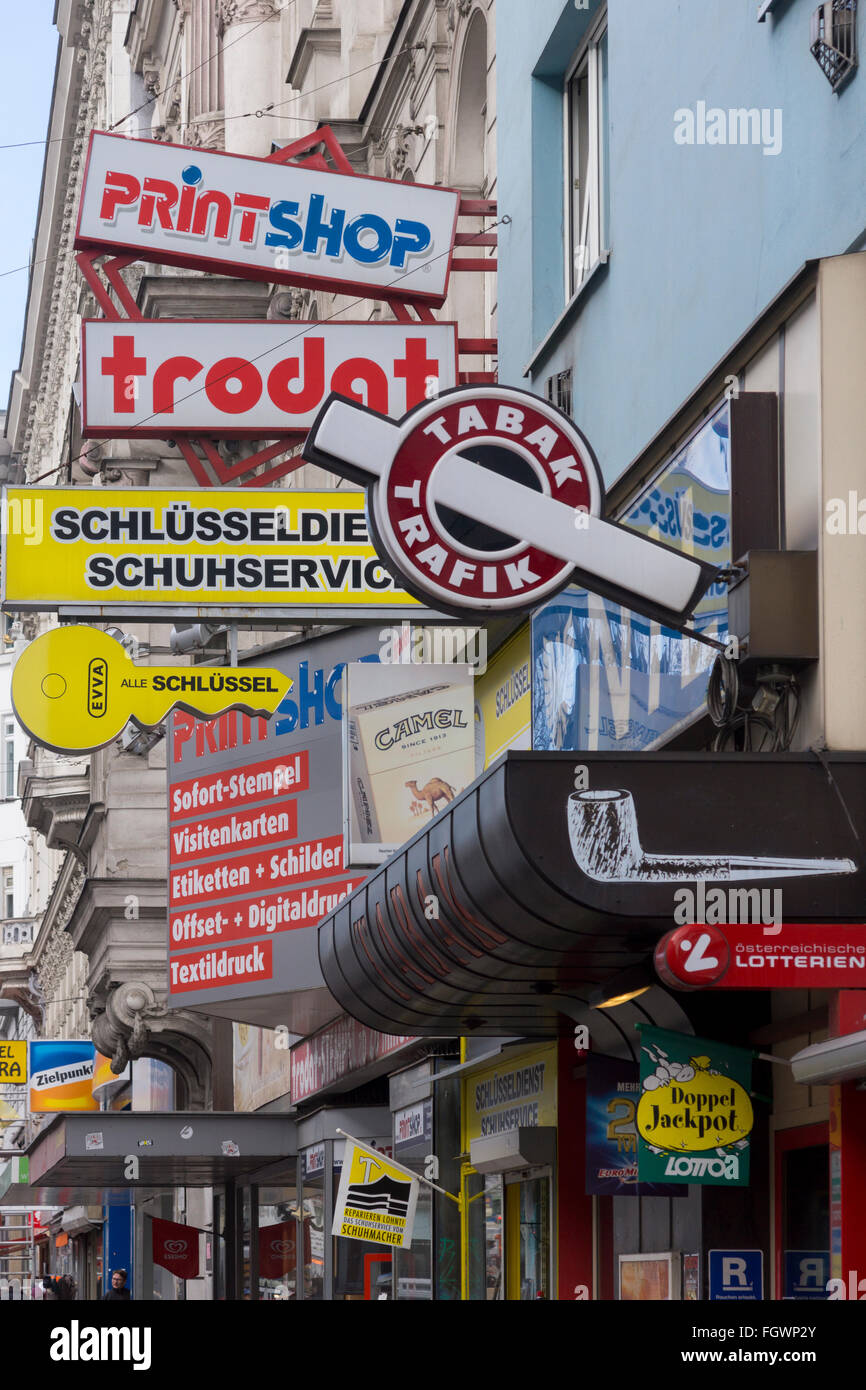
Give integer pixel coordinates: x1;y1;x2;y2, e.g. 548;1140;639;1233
5;0;495;1124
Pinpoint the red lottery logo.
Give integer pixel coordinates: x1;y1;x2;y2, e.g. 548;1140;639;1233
654;923;730;990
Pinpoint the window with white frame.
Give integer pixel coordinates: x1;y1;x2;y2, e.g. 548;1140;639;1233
2;717;14;800
1;868;14;921
564;14;609;298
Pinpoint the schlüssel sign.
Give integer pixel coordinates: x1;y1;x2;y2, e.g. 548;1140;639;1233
75;132;460;306
12;625;292;755
81;320;459;439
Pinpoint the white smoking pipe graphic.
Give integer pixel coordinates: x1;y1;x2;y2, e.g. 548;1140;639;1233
567;789;857;883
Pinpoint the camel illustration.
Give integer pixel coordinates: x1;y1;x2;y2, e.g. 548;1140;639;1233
405;777;456;816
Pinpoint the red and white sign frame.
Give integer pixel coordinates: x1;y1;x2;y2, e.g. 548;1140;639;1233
303;385;716;622
75;129;461;307
75;126;497;489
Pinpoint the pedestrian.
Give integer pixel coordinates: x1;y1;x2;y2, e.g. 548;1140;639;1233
56;1274;77;1300
103;1268;131;1301
42;1276;58;1301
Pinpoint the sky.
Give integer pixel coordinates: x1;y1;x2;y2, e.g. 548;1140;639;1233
0;5;61;420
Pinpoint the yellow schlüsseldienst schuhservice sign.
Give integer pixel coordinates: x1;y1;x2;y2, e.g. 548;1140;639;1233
1;489;419;614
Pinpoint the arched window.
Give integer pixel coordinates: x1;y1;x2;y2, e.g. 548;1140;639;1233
451;11;487;195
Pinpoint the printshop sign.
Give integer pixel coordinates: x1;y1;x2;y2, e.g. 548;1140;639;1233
1;488;421;621
81;320;459;439
636;1027;753;1187
166;626;378;1025
75;131;460;306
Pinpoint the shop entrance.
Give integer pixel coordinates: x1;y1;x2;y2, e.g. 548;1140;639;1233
775;1123;829;1299
505;1169;552;1300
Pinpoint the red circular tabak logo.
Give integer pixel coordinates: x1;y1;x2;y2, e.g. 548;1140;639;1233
654;923;730;990
370;387;602;611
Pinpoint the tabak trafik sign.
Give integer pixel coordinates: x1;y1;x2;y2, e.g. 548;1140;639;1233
75;131;460;306
303;386;718;625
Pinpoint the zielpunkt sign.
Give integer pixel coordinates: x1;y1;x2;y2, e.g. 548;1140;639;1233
75;132;460;306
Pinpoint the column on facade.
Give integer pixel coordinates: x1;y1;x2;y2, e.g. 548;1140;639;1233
218;0;283;156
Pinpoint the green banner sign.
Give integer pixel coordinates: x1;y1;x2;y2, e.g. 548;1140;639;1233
636;1026;753;1187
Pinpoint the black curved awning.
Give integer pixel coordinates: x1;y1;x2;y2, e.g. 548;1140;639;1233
318;751;866;1035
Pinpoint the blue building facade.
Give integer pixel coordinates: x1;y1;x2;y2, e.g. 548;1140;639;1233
497;0;866;485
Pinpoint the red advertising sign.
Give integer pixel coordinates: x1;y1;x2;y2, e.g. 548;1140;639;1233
169;834;347;908
169;877;365;951
655;923;866;990
82;320;458;439
290;1016;417;1102
166;628;378;1025
152;1217;200;1280
258;1219;311;1279
169;940;273;993
75;131;460;306
169;750;308;820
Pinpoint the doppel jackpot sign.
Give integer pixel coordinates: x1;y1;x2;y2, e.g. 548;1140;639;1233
75;131;460;306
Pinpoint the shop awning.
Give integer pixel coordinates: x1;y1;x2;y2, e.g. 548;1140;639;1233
22;1111;297;1190
318;751;866;1035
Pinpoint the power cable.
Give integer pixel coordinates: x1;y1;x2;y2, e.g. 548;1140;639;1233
27;216;503;484
109;8;289;133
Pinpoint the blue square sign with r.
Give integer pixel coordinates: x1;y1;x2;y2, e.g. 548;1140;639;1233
708;1250;764;1300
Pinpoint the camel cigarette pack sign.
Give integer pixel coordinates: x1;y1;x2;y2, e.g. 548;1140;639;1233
636;1026;754;1187
343;663;475;865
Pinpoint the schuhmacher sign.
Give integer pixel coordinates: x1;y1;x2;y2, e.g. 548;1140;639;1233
75;131;460;306
303;386;717;624
1;488;420;620
81;320;458;439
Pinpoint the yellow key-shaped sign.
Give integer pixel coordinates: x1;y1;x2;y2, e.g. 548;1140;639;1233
12;626;293;755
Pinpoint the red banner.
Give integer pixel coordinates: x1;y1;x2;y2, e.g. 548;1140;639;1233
152;1217;200;1280
258;1220;311;1279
